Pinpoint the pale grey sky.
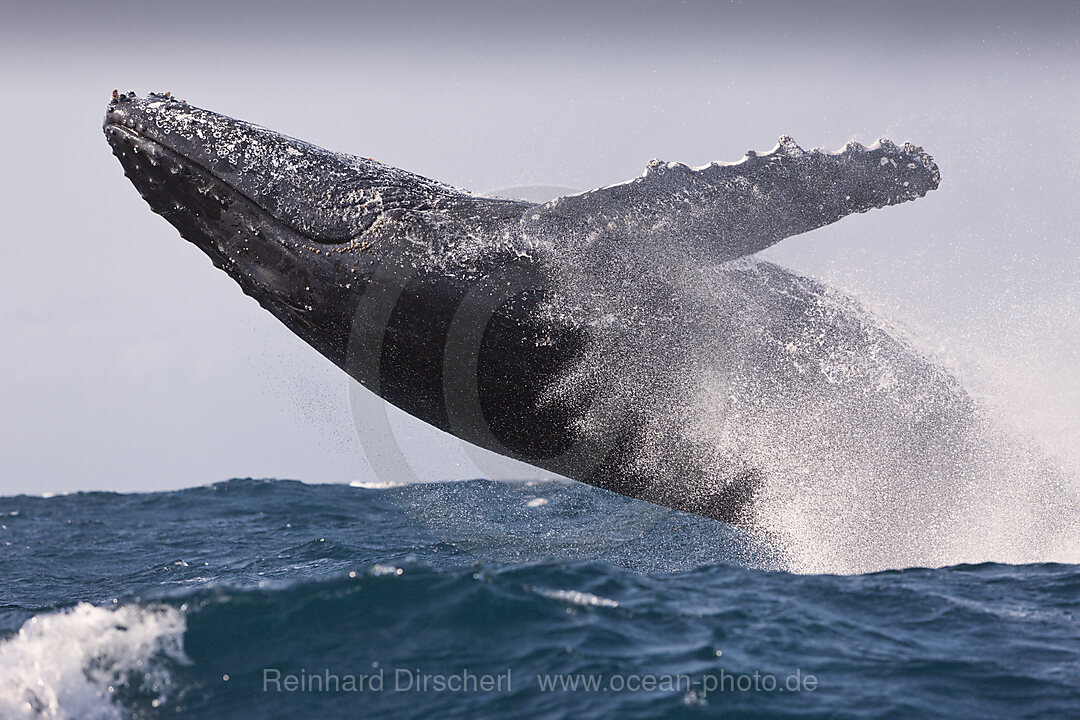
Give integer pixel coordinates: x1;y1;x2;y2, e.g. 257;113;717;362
1;1;1078;494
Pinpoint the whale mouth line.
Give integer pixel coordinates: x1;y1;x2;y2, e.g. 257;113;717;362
105;122;199;172
104;122;311;310
104;118;371;244
104;122;277;222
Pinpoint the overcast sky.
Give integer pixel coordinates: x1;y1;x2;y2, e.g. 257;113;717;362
1;1;1077;494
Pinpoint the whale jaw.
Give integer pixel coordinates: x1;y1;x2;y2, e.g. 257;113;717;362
102;92;388;243
103;98;365;368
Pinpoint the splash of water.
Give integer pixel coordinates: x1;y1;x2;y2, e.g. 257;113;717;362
545;234;1080;574
0;603;188;720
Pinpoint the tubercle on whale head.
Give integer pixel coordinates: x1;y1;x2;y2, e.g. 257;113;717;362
111;90;187;105
102;92;382;365
103;92;399;244
103;93;526;262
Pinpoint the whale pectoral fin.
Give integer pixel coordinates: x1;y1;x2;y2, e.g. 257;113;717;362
528;137;940;262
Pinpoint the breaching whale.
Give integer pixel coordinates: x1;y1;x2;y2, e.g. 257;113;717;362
104;91;958;525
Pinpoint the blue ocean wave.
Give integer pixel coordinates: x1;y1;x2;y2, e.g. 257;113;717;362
0;479;1077;719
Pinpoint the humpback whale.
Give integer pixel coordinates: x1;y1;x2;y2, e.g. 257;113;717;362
104;92;959;525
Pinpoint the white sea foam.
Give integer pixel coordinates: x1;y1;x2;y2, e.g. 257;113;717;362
369;564;404;576
0;603;188;720
349;479;410;489
687;324;1080;573
537;589;619;608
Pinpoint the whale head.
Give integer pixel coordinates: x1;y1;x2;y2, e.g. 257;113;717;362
104;93;366;354
104;92;512;367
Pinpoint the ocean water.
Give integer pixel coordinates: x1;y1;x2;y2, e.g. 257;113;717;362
0;478;1077;719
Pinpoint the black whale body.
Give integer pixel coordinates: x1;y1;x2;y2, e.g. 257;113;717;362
104;92;965;524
